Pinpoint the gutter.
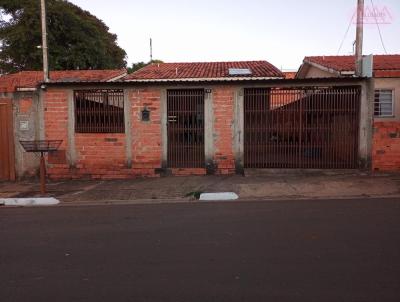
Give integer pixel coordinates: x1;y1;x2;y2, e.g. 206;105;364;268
122;76;285;83
40;77;368;89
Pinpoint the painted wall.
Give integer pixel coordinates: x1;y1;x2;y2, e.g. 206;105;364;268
0;92;41;179
374;78;400;122
298;64;337;78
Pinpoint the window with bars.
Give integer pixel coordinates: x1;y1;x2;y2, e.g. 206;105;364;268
74;89;125;133
374;89;394;117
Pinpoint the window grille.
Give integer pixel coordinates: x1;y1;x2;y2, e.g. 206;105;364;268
374;90;394;117
74;89;125;133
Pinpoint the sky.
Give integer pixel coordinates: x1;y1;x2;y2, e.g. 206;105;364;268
69;0;400;71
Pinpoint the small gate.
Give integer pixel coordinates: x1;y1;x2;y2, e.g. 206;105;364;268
167;89;205;168
244;87;360;169
0;100;15;180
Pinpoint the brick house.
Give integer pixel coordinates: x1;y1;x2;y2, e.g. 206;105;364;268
1;61;375;180
297;54;400;171
0;70;127;180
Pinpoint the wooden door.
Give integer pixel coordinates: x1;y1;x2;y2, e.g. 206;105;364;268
0;100;15;180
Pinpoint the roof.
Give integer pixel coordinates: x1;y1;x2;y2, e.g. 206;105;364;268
124;61;284;82
283;71;297;79
303;55;400;77
0;69;127;93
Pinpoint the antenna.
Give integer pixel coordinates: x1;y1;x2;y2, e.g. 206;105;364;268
150;38;153;63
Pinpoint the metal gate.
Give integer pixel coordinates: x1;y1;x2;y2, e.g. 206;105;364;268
0;100;15;180
167;89;205;168
244;87;360;169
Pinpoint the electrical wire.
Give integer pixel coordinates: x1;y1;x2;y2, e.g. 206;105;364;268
337;14;354;55
370;0;388;54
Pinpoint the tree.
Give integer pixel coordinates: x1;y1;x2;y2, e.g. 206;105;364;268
0;0;127;73
127;59;164;74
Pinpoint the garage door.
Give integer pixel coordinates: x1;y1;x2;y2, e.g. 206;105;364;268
244;87;360;169
0;100;15;180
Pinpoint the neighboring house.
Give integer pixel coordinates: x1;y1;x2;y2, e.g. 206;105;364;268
0;70;127;180
282;71;297;79
0;61;374;180
297;54;400;171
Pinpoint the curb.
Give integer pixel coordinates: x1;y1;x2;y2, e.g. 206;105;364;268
54;194;400;207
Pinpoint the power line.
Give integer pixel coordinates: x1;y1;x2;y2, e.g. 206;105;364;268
337;14;354;55
370;0;388;54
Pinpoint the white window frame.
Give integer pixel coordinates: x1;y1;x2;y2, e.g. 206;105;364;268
374;89;394;118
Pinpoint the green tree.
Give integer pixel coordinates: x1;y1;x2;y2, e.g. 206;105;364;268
0;0;127;73
127;59;164;74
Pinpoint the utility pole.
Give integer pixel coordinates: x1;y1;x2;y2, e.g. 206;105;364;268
150;38;153;63
355;0;364;76
40;0;49;82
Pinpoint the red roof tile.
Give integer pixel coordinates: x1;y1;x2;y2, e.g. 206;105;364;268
283;71;297;79
304;55;400;77
0;69;126;92
124;61;283;80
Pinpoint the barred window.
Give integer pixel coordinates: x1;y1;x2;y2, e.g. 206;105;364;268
74;89;125;133
374;89;394;117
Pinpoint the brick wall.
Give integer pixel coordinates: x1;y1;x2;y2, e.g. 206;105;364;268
212;86;235;174
44;90;132;179
131;88;162;176
372;121;400;171
74;133;128;179
43;86;241;179
44;88;165;179
44;90;70;178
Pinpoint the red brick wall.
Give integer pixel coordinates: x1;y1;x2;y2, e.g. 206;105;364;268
43;86;242;179
44;87;167;179
131;88;162;176
213;86;235;174
44;90;70;178
373;121;400;171
74;133;129;179
44;90;129;179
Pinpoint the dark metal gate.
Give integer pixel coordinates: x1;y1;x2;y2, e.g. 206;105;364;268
244;87;360;169
167;89;205;168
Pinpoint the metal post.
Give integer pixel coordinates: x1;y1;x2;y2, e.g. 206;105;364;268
40;0;49;82
355;0;364;76
150;38;153;63
40;152;46;195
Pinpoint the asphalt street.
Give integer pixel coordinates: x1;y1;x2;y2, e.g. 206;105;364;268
1;198;400;302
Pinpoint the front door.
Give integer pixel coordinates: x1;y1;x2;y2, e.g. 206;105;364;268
0;100;15;180
167;89;205;168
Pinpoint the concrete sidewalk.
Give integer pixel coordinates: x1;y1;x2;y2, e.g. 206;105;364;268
1;171;400;205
